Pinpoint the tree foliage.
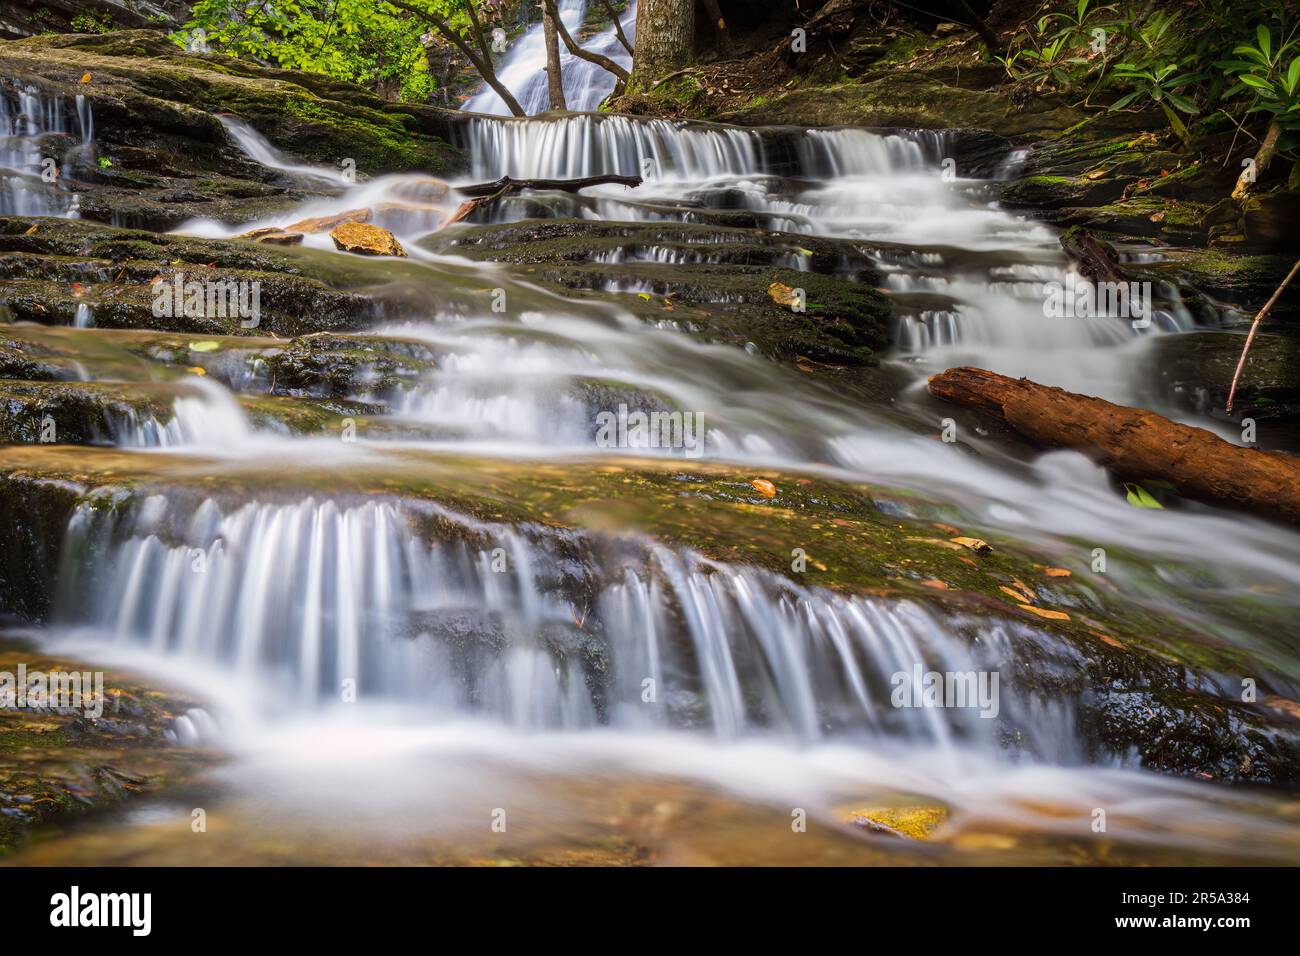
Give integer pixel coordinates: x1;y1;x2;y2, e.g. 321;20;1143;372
998;0;1299;153
174;0;511;103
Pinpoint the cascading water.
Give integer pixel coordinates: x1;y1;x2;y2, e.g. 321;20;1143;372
53;491;1083;755
0;84;93;216
464;1;636;115
22;89;1300;863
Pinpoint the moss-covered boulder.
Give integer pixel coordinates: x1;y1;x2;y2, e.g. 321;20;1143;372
0;30;466;229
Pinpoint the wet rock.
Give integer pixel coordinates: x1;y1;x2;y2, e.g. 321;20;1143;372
236;228;305;246
1147;331;1300;430
287;208;373;234
330;222;407;257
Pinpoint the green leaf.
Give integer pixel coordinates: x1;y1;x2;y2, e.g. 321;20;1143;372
189;340;221;352
1287;58;1300;95
1257;25;1272;62
1165;92;1199;114
1239;74;1274;92
1124;483;1165;509
1108;90;1141;110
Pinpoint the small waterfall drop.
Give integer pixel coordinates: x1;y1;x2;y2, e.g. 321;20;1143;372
464;1;637;115
0;84;94;217
54;492;1077;757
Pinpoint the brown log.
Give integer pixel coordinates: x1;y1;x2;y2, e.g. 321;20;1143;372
1058;226;1129;287
928;366;1300;527
444;174;642;225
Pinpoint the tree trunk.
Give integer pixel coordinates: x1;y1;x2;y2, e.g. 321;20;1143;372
953;0;1001;56
599;0;634;55
387;0;527;117
545;0;630;85
1233;119;1282;201
698;0;732;54
542;2;568;110
628;0;693;91
928;366;1300;527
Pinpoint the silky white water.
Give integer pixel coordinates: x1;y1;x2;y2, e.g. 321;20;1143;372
0;85;92;217
26;97;1300;860
463;0;636;115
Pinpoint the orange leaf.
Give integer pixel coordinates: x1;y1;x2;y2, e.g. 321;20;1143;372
750;478;777;498
1044;567;1072;577
1018;604;1070;621
80;72;92;84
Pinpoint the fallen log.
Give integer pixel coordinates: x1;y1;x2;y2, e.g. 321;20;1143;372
1058;226;1130;287
928;366;1300;527
444;174;643;226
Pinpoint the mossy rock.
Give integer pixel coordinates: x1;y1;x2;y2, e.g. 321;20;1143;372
1;445;1297;782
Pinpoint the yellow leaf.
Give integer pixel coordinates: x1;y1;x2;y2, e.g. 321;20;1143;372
186;366;207;376
750;478;777;498
950;536;992;554
840;804;948;839
767;282;801;308
1018;604;1070;621
80;72;92;84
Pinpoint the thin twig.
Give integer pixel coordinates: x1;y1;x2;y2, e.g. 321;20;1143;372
1226;256;1300;413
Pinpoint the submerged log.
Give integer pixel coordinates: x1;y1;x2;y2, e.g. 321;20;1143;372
445;174;643;226
928;366;1300;527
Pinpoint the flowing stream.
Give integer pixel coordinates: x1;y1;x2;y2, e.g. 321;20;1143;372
5;84;1300;863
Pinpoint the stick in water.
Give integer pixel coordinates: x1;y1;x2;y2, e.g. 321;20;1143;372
1226;256;1300;413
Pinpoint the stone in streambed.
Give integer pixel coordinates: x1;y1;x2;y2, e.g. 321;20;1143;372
329;222;406;257
235;228;304;246
287;208;373;233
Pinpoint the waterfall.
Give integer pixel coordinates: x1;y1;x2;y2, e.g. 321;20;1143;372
53;492;1079;754
0;84;94;217
112;378;256;448
217;116;351;186
464;0;637;115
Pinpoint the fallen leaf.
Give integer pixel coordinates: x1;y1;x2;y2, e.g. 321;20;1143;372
1044;567;1072;577
186;366;207;376
1018;604;1070;621
1000;585;1034;603
750;478;777;498
767;281;801;309
1263;695;1300;720
921;578;950;590
1124;482;1164;509
1149;211;1166;222
1090;630;1125;649
840;804;948;839
23;224;38;235
910;537;964;551
80;72;92;84
189;341;221;353
950;536;992;554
